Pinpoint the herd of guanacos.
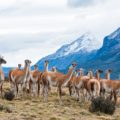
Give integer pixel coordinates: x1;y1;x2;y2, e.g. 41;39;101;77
0;56;120;104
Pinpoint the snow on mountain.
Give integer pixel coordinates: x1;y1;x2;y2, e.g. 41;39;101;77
53;32;102;58
108;27;120;40
86;27;120;79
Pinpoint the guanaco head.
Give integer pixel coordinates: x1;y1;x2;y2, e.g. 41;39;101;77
75;68;84;76
18;64;22;69
45;60;49;64
0;56;7;64
108;69;112;73
105;69;112;80
25;59;32;66
69;63;77;71
51;66;57;72
72;63;77;68
95;69;103;80
34;64;38;70
88;70;93;79
97;69;103;73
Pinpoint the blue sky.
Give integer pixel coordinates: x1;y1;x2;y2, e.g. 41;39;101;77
0;0;120;67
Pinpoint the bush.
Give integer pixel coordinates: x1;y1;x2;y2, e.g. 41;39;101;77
89;96;116;115
4;91;15;101
0;104;4;111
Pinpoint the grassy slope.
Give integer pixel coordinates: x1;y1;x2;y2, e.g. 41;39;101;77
0;82;120;120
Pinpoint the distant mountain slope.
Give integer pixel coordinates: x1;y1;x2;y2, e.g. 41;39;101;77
86;28;120;79
36;33;101;72
51;32;100;58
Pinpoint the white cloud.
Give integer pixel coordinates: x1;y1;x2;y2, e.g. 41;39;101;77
0;0;120;67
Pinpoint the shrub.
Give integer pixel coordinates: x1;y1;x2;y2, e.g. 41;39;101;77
89;96;116;115
0;104;4;111
4;91;15;101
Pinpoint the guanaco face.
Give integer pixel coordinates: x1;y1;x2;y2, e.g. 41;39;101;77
51;67;57;72
0;57;7;65
18;64;22;70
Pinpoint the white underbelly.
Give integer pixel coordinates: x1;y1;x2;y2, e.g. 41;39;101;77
47;76;57;87
103;84;112;92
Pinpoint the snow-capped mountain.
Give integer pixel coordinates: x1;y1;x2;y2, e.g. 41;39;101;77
108;27;120;40
86;27;120;79
36;28;120;79
46;32;101;59
36;32;100;71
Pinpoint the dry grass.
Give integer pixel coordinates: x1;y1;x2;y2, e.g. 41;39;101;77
0;82;120;120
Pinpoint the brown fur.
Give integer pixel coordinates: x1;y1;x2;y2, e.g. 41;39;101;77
42;62;76;102
9;60;31;97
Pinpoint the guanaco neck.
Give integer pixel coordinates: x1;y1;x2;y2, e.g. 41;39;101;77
44;62;48;72
52;67;57;72
80;70;83;77
23;63;29;79
63;66;74;85
72;71;77;77
106;72;110;80
96;71;100;80
89;71;93;79
34;68;38;71
0;64;2;72
0;64;4;80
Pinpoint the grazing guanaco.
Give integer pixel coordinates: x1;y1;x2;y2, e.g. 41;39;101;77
10;59;31;97
0;56;7;96
42;61;76;102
